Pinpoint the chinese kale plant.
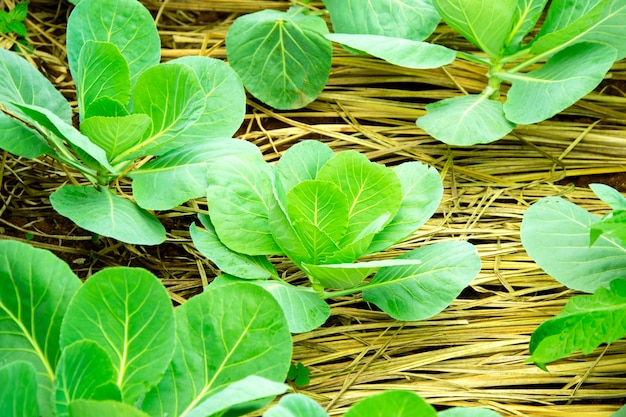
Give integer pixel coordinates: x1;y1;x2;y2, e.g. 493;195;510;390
191;140;481;332
521;184;626;369
0;0;255;245
0;239;293;417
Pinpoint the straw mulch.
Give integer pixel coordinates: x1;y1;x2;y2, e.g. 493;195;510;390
1;1;625;415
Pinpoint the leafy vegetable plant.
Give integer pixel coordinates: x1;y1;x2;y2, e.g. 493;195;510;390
0;0;255;245
191;140;481;332
0;239;293;417
325;0;626;146
521;183;626;369
0;0;28;39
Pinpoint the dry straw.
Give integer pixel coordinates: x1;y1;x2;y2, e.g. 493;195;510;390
1;1;625;415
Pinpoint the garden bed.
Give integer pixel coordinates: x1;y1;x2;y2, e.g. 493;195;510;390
1;0;626;415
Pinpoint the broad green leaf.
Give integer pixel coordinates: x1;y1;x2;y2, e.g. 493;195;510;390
275;140;335;203
80;114;151;161
0;362;39;417
226;6;331;110
74;41;131;118
590;210;626;245
326;34;456;69
190;214;278;280
529;278;626;369
416;95;516;146
439;408;503;417
504;0;549;51
432;0;517;58
50;185;166;245
269;194;313;265
324;0;441;41
316;151;402;247
590;183;626;210
186;376;289;417
287;180;349;264
141;283;292;417
66;0;160;83
532;0;626;59
368;162;443;254
207;154;283;256
612;405;626;417
123;63;205;159
264;393;328;417
362;240;480;320
324;213;392;263
520;196;626;292
302;259;423;290
500;42;616;125
168;56;246;139
12;102;114;172
0;240;81;416
60;267;175;404
54;341;122;417
0;113;51;158
69;400;152;417
84;97;129;119
211;274;330;333
344;391;437;417
130;138;261;210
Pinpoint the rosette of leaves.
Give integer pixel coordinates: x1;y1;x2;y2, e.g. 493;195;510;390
323;0;625;146
0;240;293;417
191;140;481;332
521;184;626;369
0;0;255;245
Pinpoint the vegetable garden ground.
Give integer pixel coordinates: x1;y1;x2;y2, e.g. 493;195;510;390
1;0;626;415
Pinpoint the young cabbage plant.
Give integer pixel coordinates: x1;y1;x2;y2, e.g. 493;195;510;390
0;0;255;245
191;140;481;333
521;184;626;369
0;240;293;417
324;0;625;146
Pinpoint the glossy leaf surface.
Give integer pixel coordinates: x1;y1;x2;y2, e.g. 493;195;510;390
264;393;328;417
344;390;437;417
0;362;39;417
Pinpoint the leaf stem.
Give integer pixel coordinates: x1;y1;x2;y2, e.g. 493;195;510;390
455;51;490;66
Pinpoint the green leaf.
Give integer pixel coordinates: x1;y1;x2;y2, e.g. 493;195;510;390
590;210;626;245
0;362;39;417
84;97;129;119
287;180;349;264
124;63;206;159
130;138;261;210
10;1;29;21
368;162;443;253
612;405;626;417
80;114;151;161
416;95;516;146
66;0;160;83
168;56;247;139
432;0;517;58
316;151;402;247
529;278;626;369
504;0;549;51
362;240;481;320
207;154;283;256
269;195;315;265
186;376;290;417
264;393;328;417
274;140;335;203
439;407;504;417
211;274;330;333
141;283;292;417
12;102;114;172
69;400;152;417
60;267;175;404
532;0;626;59
590;183;626;210
54;341;122;417
326;34;456;69
0;240;81;416
0;113;51;158
74;41;131;118
190;214;278;280
6;20;27;38
520;196;626;293
50;185;166;245
500;42;616;125
344;391;437;417
324;0;441;41
226;6;331;110
302;259;423;290
287;363;310;387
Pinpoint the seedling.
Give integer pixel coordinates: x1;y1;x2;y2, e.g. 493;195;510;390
521;183;626;369
191;140;481;332
0;0;28;38
0;0;254;245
